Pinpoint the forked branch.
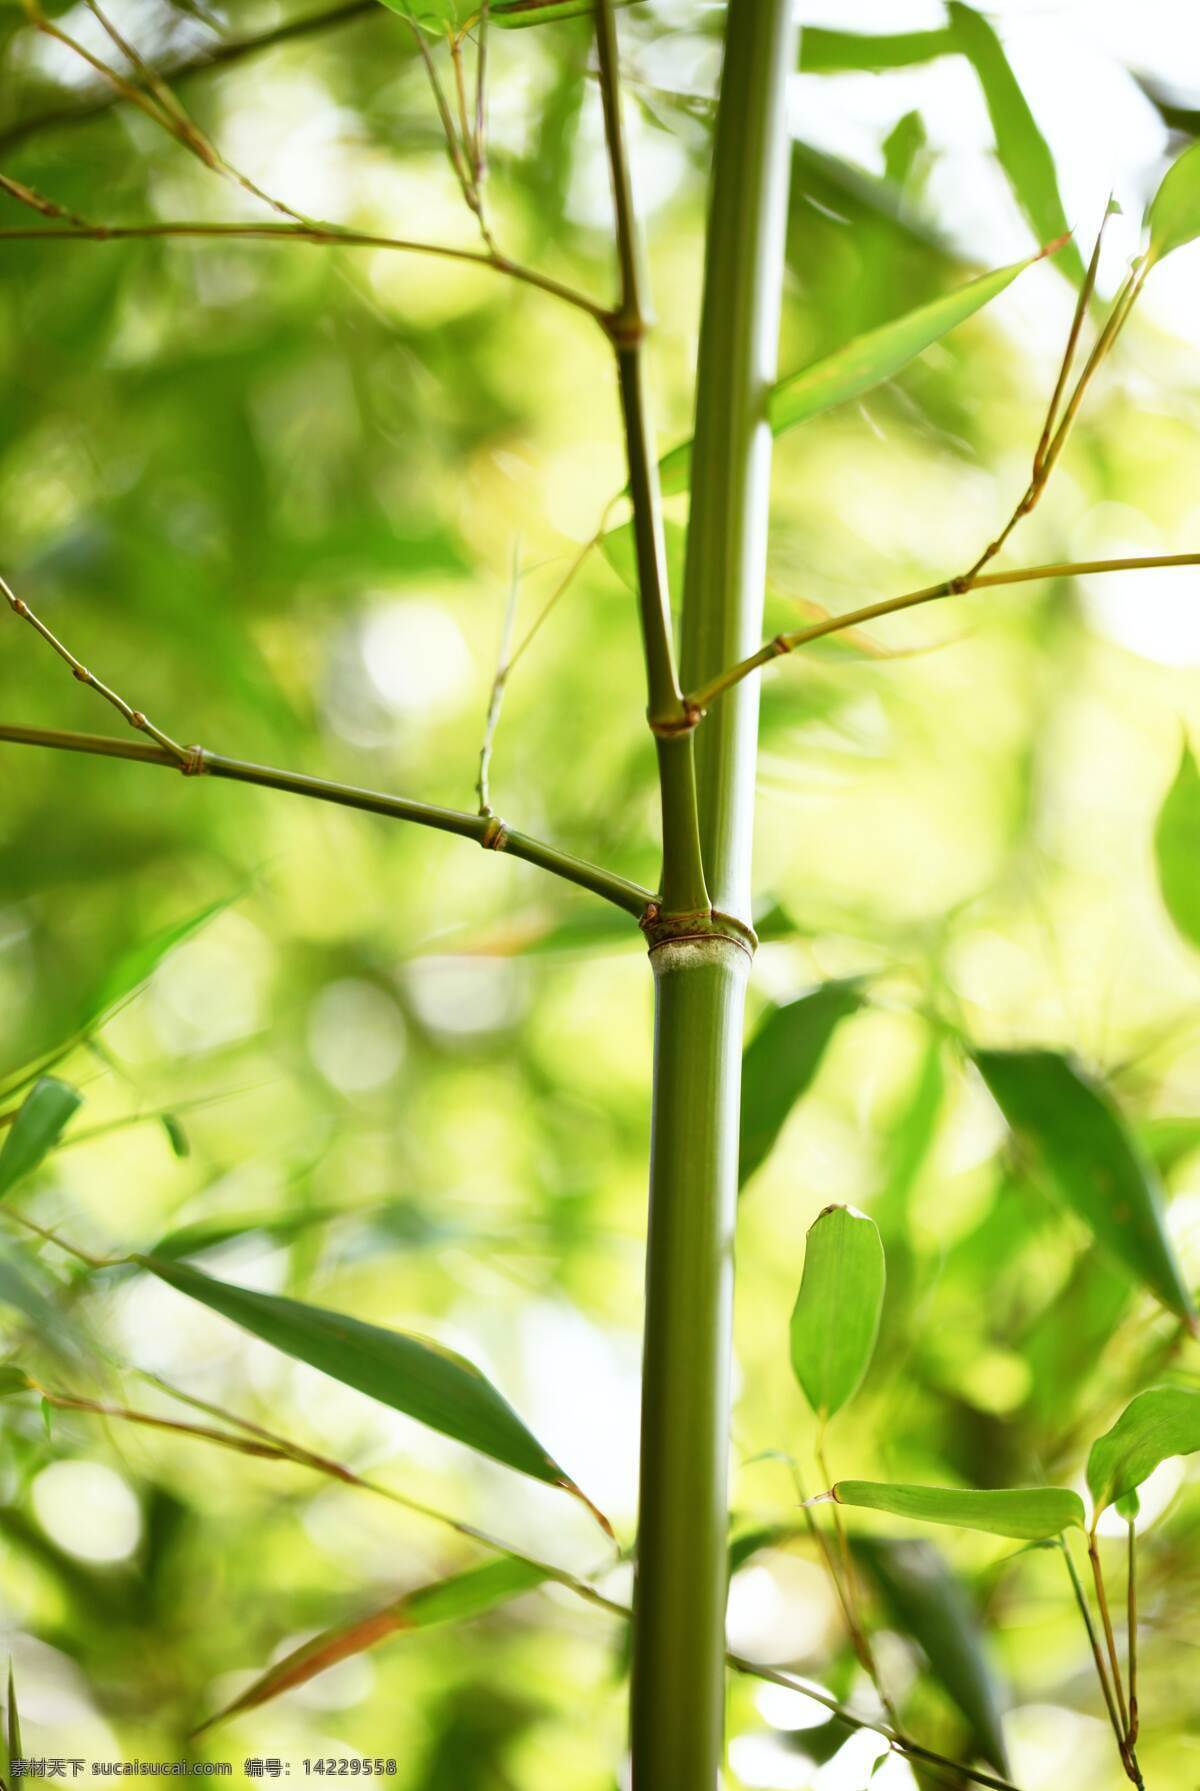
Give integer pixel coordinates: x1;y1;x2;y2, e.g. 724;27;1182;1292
0;579;650;916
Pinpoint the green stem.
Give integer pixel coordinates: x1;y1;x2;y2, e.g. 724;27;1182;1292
1127;1518;1139;1746
593;0;707;918
0;725;651;917
677;0;796;928
630;931;751;1788
628;4;796;1785
1061;1540;1138;1784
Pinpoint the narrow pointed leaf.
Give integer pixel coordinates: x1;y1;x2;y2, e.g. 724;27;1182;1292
790;1205;885;1421
853;1535;1010;1774
0;1077;82;1198
197;1557;548;1732
657;256;1044;499
947;4;1082;284
137;1256;604;1523
1147;141;1200;262
1087;1387;1200;1518
80;898;231;1037
739;982;862;1188
1154;742;1200;950
493;0;632;22
5;1661;21;1777
831;1480;1084;1540
799;27;957;73
974;1048;1196;1326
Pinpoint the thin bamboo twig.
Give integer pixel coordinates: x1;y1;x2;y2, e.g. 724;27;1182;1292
1089;1533;1131;1740
0;221;610;325
1060;1539;1128;1760
0;726;651;916
815;1431;903;1733
477;538;521;817
1128;1516;1139;1746
504;527;605;676
685;553;1200;713
0;1;379;158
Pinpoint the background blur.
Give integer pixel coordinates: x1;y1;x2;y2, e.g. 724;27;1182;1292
2;1;1200;1785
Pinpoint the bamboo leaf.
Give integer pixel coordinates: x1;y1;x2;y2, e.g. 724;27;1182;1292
600;516;686;607
657;256;1040;498
80;898;231;1037
830;1480;1084;1540
197;1557;549;1732
493;0;629;23
1147;141;1200;263
0;1365;30;1398
790;1205;885;1421
974;1048;1196;1327
947;4;1082;284
136;1256;606;1525
1154;741;1200;950
1087;1387;1200;1519
853;1535;1010;1775
799;27;957;73
739;982;862;1189
0;1077;82;1198
5;1661;21;1780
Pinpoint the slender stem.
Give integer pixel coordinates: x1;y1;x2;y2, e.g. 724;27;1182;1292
1090;1533;1130;1738
477;539;521;816
0;726;652;917
687;553;1200;714
1127;1518;1139;1746
594;0;708;919
0;221;609;326
1061;1539;1129;1762
815;1431;902;1732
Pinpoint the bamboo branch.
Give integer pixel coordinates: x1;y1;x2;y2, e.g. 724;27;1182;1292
594;0;708;916
1089;1534;1131;1740
0;725;651;915
0;217;609;324
0;2;380;158
686;553;1200;713
477;539;521;817
815;1431;903;1733
1127;1516;1139;1746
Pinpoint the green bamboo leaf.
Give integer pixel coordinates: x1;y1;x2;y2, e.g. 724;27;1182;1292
79;898;231;1037
1154;741;1200;950
0;1365;30;1398
0;1240;65;1336
829;1480;1084;1540
137;1255;609;1529
5;1661;21;1780
600;516;686;604
197;1557;548;1732
0;1077;82;1198
657;256;1041;498
853;1535;1009;1775
799;26;957;73
1087;1387;1200;1519
161;1113;190;1159
790;1205;885;1421
493;0;631;23
974;1048;1196;1327
739;982;862;1189
947;4;1082;285
1147;141;1200;263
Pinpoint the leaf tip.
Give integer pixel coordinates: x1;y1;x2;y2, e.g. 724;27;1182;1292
562;1479;616;1542
803;1488;836;1509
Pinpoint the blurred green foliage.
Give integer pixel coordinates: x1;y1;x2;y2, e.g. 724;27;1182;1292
2;3;1200;1787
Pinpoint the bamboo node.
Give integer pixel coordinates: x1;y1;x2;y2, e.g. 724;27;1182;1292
180;744;207;777
480;815;508;852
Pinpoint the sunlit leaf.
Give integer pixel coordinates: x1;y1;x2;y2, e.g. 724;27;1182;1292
137;1256;608;1528
974;1048;1196;1327
657;255;1041;497
790;1205;885;1421
197;1557;549;1732
161;1113;190;1159
1154;741;1200;950
853;1535;1010;1774
829;1480;1084;1539
947;4;1082;284
1087;1387;1200;1519
1147;141;1200;263
739;982;862;1189
799;27;957;73
493;0;630;23
0;1077;82;1198
0;1366;30;1398
600;516;687;604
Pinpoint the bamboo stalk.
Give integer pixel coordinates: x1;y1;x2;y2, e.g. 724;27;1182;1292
626;4;796;1784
